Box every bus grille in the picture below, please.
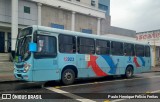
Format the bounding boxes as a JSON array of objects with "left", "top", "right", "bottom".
[
  {"left": 16, "top": 64, "right": 23, "bottom": 68},
  {"left": 17, "top": 70, "right": 23, "bottom": 73}
]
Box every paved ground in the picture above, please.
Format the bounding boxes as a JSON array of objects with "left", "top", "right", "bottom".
[
  {"left": 152, "top": 66, "right": 160, "bottom": 72},
  {"left": 0, "top": 72, "right": 160, "bottom": 102},
  {"left": 0, "top": 62, "right": 15, "bottom": 82}
]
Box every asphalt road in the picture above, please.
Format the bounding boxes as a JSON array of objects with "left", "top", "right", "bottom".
[{"left": 0, "top": 72, "right": 160, "bottom": 102}]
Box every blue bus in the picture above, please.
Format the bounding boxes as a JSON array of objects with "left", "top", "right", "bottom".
[{"left": 14, "top": 25, "right": 151, "bottom": 85}]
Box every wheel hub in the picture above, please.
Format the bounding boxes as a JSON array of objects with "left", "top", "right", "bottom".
[
  {"left": 127, "top": 69, "right": 132, "bottom": 76},
  {"left": 64, "top": 72, "right": 72, "bottom": 81}
]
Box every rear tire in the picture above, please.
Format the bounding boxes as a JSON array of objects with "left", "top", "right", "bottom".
[
  {"left": 125, "top": 66, "right": 133, "bottom": 78},
  {"left": 61, "top": 69, "right": 75, "bottom": 85}
]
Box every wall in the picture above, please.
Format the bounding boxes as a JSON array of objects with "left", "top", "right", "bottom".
[
  {"left": 75, "top": 13, "right": 97, "bottom": 34},
  {"left": 0, "top": 0, "right": 38, "bottom": 26},
  {"left": 0, "top": 0, "right": 11, "bottom": 23},
  {"left": 100, "top": 16, "right": 111, "bottom": 34},
  {"left": 18, "top": 0, "right": 38, "bottom": 25},
  {"left": 41, "top": 5, "right": 72, "bottom": 30},
  {"left": 108, "top": 26, "right": 136, "bottom": 37},
  {"left": 72, "top": 0, "right": 98, "bottom": 8}
]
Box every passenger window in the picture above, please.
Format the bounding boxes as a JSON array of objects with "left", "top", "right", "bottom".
[
  {"left": 35, "top": 35, "right": 57, "bottom": 58},
  {"left": 111, "top": 41, "right": 123, "bottom": 56},
  {"left": 124, "top": 43, "right": 135, "bottom": 56},
  {"left": 96, "top": 40, "right": 110, "bottom": 55},
  {"left": 145, "top": 46, "right": 150, "bottom": 57},
  {"left": 77, "top": 37, "right": 95, "bottom": 54},
  {"left": 135, "top": 45, "right": 144, "bottom": 57},
  {"left": 59, "top": 34, "right": 76, "bottom": 53}
]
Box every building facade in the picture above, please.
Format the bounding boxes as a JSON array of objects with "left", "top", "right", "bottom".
[
  {"left": 0, "top": 0, "right": 136, "bottom": 53},
  {"left": 98, "top": 0, "right": 110, "bottom": 15},
  {"left": 137, "top": 30, "right": 160, "bottom": 66}
]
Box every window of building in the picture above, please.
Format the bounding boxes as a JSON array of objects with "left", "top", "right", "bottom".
[
  {"left": 145, "top": 46, "right": 150, "bottom": 57},
  {"left": 77, "top": 37, "right": 95, "bottom": 54},
  {"left": 35, "top": 35, "right": 57, "bottom": 58},
  {"left": 24, "top": 6, "right": 30, "bottom": 14},
  {"left": 96, "top": 39, "right": 110, "bottom": 55},
  {"left": 51, "top": 23, "right": 64, "bottom": 29},
  {"left": 82, "top": 29, "right": 92, "bottom": 34},
  {"left": 111, "top": 41, "right": 123, "bottom": 56},
  {"left": 91, "top": 0, "right": 96, "bottom": 6},
  {"left": 59, "top": 34, "right": 76, "bottom": 53},
  {"left": 76, "top": 0, "right": 80, "bottom": 2},
  {"left": 98, "top": 4, "right": 108, "bottom": 11},
  {"left": 135, "top": 45, "right": 144, "bottom": 57},
  {"left": 124, "top": 43, "right": 135, "bottom": 56}
]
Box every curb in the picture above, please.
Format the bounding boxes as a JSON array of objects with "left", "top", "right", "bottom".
[{"left": 142, "top": 70, "right": 160, "bottom": 73}]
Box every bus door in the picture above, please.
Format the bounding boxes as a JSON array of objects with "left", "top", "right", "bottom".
[
  {"left": 33, "top": 33, "right": 59, "bottom": 81},
  {"left": 76, "top": 54, "right": 90, "bottom": 77},
  {"left": 143, "top": 56, "right": 151, "bottom": 72},
  {"left": 77, "top": 37, "right": 96, "bottom": 77}
]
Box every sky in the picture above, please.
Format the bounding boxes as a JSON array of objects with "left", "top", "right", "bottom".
[{"left": 110, "top": 0, "right": 160, "bottom": 32}]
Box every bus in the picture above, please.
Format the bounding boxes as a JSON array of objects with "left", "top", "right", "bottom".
[{"left": 14, "top": 25, "right": 151, "bottom": 85}]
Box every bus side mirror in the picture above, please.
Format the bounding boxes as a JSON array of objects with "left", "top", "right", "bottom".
[{"left": 29, "top": 42, "right": 37, "bottom": 52}]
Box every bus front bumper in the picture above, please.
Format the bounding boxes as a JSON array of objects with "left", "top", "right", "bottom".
[{"left": 14, "top": 70, "right": 32, "bottom": 81}]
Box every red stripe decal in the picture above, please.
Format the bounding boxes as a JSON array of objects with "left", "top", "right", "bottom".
[
  {"left": 134, "top": 56, "right": 140, "bottom": 68},
  {"left": 87, "top": 55, "right": 108, "bottom": 77}
]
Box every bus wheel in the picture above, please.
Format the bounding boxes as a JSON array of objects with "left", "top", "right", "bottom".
[
  {"left": 62, "top": 69, "right": 75, "bottom": 85},
  {"left": 125, "top": 66, "right": 133, "bottom": 78}
]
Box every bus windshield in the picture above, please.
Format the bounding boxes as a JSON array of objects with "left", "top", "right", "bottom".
[
  {"left": 18, "top": 27, "right": 32, "bottom": 38},
  {"left": 15, "top": 28, "right": 32, "bottom": 62},
  {"left": 15, "top": 36, "right": 31, "bottom": 62}
]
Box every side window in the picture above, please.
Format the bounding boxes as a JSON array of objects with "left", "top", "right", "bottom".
[
  {"left": 77, "top": 37, "right": 95, "bottom": 54},
  {"left": 135, "top": 45, "right": 144, "bottom": 57},
  {"left": 96, "top": 39, "right": 110, "bottom": 55},
  {"left": 145, "top": 46, "right": 150, "bottom": 57},
  {"left": 59, "top": 34, "right": 76, "bottom": 53},
  {"left": 124, "top": 43, "right": 135, "bottom": 56},
  {"left": 82, "top": 29, "right": 92, "bottom": 34},
  {"left": 35, "top": 35, "right": 57, "bottom": 58},
  {"left": 111, "top": 41, "right": 123, "bottom": 56},
  {"left": 24, "top": 6, "right": 30, "bottom": 14}
]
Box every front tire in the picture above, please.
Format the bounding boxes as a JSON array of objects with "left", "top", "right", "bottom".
[
  {"left": 61, "top": 69, "right": 75, "bottom": 85},
  {"left": 125, "top": 66, "right": 133, "bottom": 78}
]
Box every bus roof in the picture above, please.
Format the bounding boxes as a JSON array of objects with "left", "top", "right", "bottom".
[{"left": 30, "top": 25, "right": 148, "bottom": 45}]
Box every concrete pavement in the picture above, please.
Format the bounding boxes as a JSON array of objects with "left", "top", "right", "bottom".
[
  {"left": 0, "top": 62, "right": 16, "bottom": 82},
  {"left": 152, "top": 66, "right": 160, "bottom": 72}
]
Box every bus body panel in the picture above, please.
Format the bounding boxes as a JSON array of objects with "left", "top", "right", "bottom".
[
  {"left": 33, "top": 58, "right": 59, "bottom": 81},
  {"left": 58, "top": 54, "right": 77, "bottom": 70},
  {"left": 32, "top": 69, "right": 60, "bottom": 81},
  {"left": 142, "top": 57, "right": 151, "bottom": 72}
]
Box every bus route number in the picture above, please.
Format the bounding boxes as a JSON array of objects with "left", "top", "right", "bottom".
[{"left": 64, "top": 57, "right": 74, "bottom": 61}]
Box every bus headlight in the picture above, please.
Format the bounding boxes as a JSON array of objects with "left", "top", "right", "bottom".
[{"left": 24, "top": 63, "right": 31, "bottom": 72}]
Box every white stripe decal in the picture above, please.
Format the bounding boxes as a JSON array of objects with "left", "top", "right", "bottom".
[{"left": 151, "top": 90, "right": 160, "bottom": 93}]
